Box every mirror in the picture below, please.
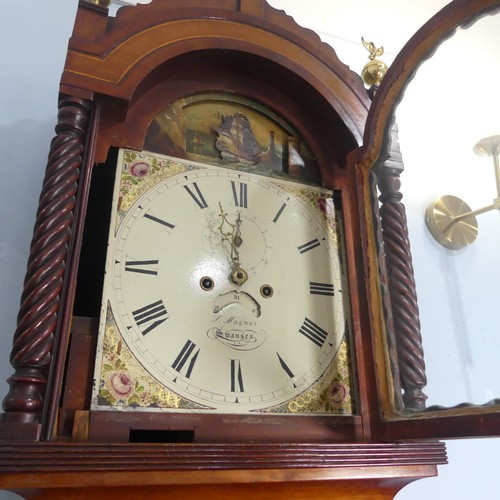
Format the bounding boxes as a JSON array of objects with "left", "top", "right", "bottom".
[{"left": 378, "top": 9, "right": 500, "bottom": 410}]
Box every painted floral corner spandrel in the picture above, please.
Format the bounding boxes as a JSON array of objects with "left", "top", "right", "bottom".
[
  {"left": 293, "top": 185, "right": 341, "bottom": 251},
  {"left": 312, "top": 334, "right": 353, "bottom": 414},
  {"left": 95, "top": 303, "right": 211, "bottom": 410},
  {"left": 262, "top": 329, "right": 354, "bottom": 415},
  {"left": 115, "top": 150, "right": 196, "bottom": 231}
]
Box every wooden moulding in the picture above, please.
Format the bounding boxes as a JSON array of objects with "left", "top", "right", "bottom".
[{"left": 0, "top": 441, "right": 446, "bottom": 499}]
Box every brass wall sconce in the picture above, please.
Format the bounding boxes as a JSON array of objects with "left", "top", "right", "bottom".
[
  {"left": 84, "top": 0, "right": 113, "bottom": 7},
  {"left": 425, "top": 135, "right": 500, "bottom": 250}
]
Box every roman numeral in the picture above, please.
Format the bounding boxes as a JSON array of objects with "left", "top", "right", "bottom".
[
  {"left": 132, "top": 299, "right": 168, "bottom": 335},
  {"left": 297, "top": 238, "right": 320, "bottom": 254},
  {"left": 299, "top": 317, "right": 328, "bottom": 348},
  {"left": 309, "top": 281, "right": 335, "bottom": 296},
  {"left": 230, "top": 359, "right": 244, "bottom": 393},
  {"left": 143, "top": 211, "right": 175, "bottom": 229},
  {"left": 171, "top": 340, "right": 200, "bottom": 379},
  {"left": 272, "top": 202, "right": 287, "bottom": 223},
  {"left": 125, "top": 259, "right": 159, "bottom": 276},
  {"left": 184, "top": 182, "right": 208, "bottom": 209},
  {"left": 231, "top": 181, "right": 248, "bottom": 208}
]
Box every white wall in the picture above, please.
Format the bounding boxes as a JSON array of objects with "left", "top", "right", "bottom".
[
  {"left": 0, "top": 3, "right": 80, "bottom": 499},
  {"left": 1, "top": 1, "right": 499, "bottom": 498}
]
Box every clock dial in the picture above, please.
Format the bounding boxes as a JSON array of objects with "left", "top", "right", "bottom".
[{"left": 93, "top": 150, "right": 350, "bottom": 413}]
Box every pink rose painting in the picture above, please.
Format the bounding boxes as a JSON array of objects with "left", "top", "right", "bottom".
[
  {"left": 105, "top": 370, "right": 135, "bottom": 400},
  {"left": 317, "top": 196, "right": 333, "bottom": 217},
  {"left": 328, "top": 382, "right": 349, "bottom": 404},
  {"left": 128, "top": 161, "right": 150, "bottom": 178}
]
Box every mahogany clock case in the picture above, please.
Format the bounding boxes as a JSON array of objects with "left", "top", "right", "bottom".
[
  {"left": 65, "top": 7, "right": 370, "bottom": 441},
  {"left": 1, "top": 0, "right": 500, "bottom": 465},
  {"left": 0, "top": 0, "right": 372, "bottom": 446},
  {"left": 6, "top": 0, "right": 499, "bottom": 498}
]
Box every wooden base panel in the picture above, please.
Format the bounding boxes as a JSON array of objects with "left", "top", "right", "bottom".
[{"left": 1, "top": 465, "right": 438, "bottom": 500}]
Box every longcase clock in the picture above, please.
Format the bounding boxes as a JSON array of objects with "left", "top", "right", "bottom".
[{"left": 1, "top": 0, "right": 499, "bottom": 498}]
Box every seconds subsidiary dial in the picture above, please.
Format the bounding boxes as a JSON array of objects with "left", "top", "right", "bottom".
[{"left": 93, "top": 151, "right": 348, "bottom": 413}]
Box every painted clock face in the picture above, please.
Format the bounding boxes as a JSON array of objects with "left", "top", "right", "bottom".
[{"left": 92, "top": 150, "right": 349, "bottom": 413}]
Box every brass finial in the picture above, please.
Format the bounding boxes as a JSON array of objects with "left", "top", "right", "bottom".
[{"left": 361, "top": 37, "right": 388, "bottom": 87}]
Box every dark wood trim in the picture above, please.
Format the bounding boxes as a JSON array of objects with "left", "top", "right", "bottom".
[
  {"left": 373, "top": 407, "right": 500, "bottom": 440},
  {"left": 376, "top": 164, "right": 427, "bottom": 411},
  {"left": 0, "top": 441, "right": 446, "bottom": 471},
  {"left": 41, "top": 101, "right": 100, "bottom": 441}
]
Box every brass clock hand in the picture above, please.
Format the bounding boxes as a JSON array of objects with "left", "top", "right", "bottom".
[
  {"left": 217, "top": 203, "right": 248, "bottom": 285},
  {"left": 233, "top": 212, "right": 243, "bottom": 248}
]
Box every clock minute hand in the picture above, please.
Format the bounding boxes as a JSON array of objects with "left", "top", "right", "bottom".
[{"left": 217, "top": 203, "right": 239, "bottom": 261}]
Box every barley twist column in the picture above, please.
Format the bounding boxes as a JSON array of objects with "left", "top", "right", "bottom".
[
  {"left": 378, "top": 167, "right": 427, "bottom": 410},
  {"left": 2, "top": 97, "right": 91, "bottom": 424}
]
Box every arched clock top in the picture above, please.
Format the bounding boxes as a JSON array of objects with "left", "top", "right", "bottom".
[{"left": 63, "top": 0, "right": 370, "bottom": 155}]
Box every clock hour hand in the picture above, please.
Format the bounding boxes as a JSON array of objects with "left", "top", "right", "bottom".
[
  {"left": 217, "top": 203, "right": 248, "bottom": 285},
  {"left": 233, "top": 212, "right": 243, "bottom": 248}
]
